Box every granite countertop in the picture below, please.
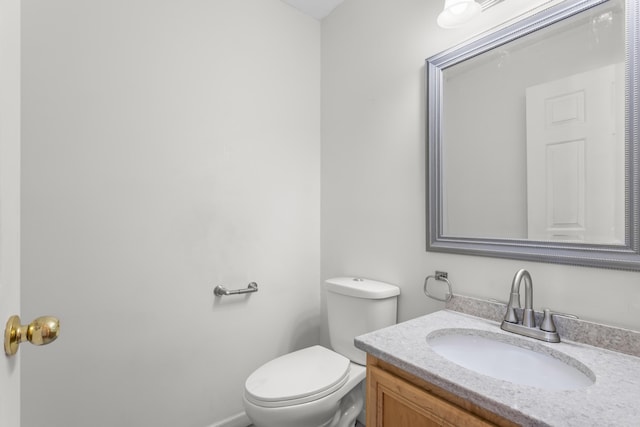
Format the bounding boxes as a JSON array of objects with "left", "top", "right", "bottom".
[{"left": 355, "top": 309, "right": 640, "bottom": 426}]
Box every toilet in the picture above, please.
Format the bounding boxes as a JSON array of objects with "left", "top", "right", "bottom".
[{"left": 242, "top": 277, "right": 400, "bottom": 427}]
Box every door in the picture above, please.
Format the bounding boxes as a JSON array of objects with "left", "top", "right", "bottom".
[
  {"left": 0, "top": 0, "right": 21, "bottom": 425},
  {"left": 525, "top": 64, "right": 625, "bottom": 243}
]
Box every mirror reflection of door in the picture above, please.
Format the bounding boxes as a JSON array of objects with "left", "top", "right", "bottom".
[{"left": 525, "top": 63, "right": 625, "bottom": 243}]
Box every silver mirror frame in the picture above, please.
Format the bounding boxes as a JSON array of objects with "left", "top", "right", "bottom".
[{"left": 426, "top": 0, "right": 640, "bottom": 270}]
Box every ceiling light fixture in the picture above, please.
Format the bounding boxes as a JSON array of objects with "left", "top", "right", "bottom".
[
  {"left": 437, "top": 0, "right": 505, "bottom": 29},
  {"left": 437, "top": 0, "right": 481, "bottom": 28}
]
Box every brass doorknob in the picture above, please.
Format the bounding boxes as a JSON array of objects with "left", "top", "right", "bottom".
[{"left": 4, "top": 315, "right": 60, "bottom": 356}]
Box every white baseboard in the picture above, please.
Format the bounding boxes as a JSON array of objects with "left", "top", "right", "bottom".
[{"left": 207, "top": 411, "right": 251, "bottom": 427}]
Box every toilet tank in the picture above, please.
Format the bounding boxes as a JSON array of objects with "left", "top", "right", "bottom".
[{"left": 325, "top": 277, "right": 400, "bottom": 365}]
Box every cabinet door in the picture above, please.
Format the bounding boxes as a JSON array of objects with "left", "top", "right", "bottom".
[{"left": 367, "top": 365, "right": 495, "bottom": 427}]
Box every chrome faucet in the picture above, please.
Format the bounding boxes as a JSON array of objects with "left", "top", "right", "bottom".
[
  {"left": 500, "top": 269, "right": 564, "bottom": 343},
  {"left": 503, "top": 269, "right": 535, "bottom": 327}
]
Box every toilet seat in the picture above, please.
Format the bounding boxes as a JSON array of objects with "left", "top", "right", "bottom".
[{"left": 244, "top": 345, "right": 350, "bottom": 408}]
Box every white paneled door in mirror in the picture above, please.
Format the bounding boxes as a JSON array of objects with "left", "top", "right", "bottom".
[{"left": 526, "top": 64, "right": 625, "bottom": 244}]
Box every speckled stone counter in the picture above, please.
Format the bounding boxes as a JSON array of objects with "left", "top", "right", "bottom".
[{"left": 355, "top": 310, "right": 640, "bottom": 426}]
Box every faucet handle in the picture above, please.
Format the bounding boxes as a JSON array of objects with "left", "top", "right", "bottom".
[
  {"left": 540, "top": 309, "right": 578, "bottom": 332},
  {"left": 502, "top": 291, "right": 521, "bottom": 323}
]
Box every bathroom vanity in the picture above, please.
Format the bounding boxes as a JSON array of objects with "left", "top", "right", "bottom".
[
  {"left": 355, "top": 298, "right": 640, "bottom": 426},
  {"left": 366, "top": 355, "right": 515, "bottom": 426}
]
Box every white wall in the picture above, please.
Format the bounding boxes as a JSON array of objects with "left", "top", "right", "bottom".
[
  {"left": 0, "top": 0, "right": 21, "bottom": 425},
  {"left": 321, "top": 0, "right": 640, "bottom": 334},
  {"left": 21, "top": 1, "right": 320, "bottom": 426}
]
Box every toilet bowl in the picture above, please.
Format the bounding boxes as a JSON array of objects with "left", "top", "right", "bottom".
[
  {"left": 242, "top": 277, "right": 400, "bottom": 427},
  {"left": 243, "top": 346, "right": 366, "bottom": 427}
]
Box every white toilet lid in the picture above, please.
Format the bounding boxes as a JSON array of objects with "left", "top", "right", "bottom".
[{"left": 244, "top": 345, "right": 350, "bottom": 408}]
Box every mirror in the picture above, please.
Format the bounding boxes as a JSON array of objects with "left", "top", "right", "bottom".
[{"left": 426, "top": 0, "right": 640, "bottom": 270}]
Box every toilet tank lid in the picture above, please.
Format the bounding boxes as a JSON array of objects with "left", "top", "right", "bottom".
[{"left": 325, "top": 277, "right": 400, "bottom": 299}]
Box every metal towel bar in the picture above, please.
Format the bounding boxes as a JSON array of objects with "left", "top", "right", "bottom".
[{"left": 214, "top": 282, "right": 258, "bottom": 297}]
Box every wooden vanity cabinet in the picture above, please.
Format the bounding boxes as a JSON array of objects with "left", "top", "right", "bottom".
[{"left": 366, "top": 355, "right": 518, "bottom": 427}]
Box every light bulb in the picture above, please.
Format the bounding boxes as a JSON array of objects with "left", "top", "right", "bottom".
[{"left": 437, "top": 0, "right": 481, "bottom": 28}]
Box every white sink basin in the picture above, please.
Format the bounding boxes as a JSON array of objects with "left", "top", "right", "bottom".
[{"left": 427, "top": 329, "right": 594, "bottom": 390}]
